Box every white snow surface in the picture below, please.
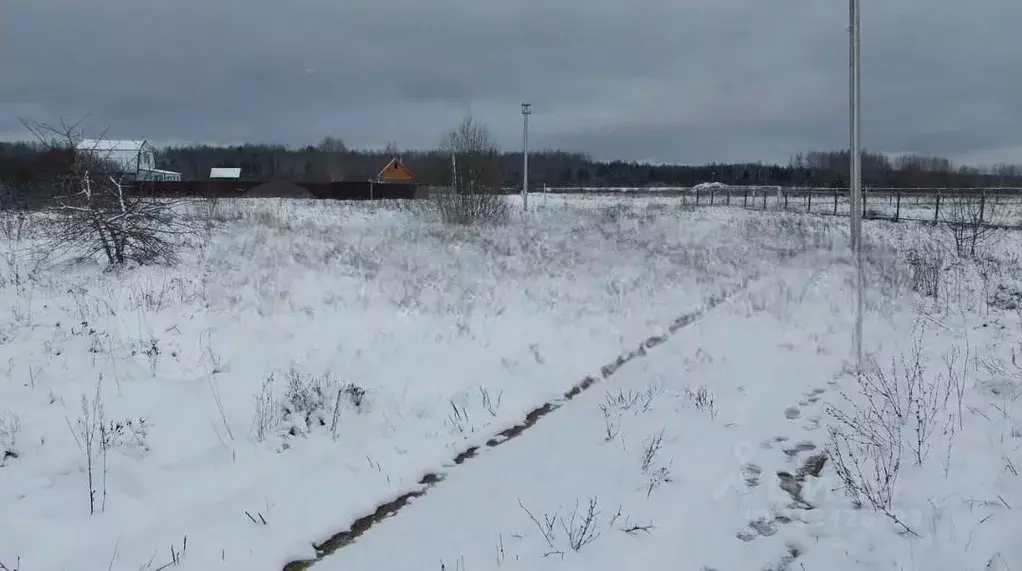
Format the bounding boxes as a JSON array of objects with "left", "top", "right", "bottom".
[{"left": 1, "top": 196, "right": 1020, "bottom": 571}]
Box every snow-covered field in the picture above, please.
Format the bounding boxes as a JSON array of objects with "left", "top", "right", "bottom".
[{"left": 1, "top": 196, "right": 1020, "bottom": 571}]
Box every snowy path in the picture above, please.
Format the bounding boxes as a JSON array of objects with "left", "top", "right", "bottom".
[
  {"left": 306, "top": 261, "right": 854, "bottom": 571},
  {"left": 281, "top": 275, "right": 753, "bottom": 570}
]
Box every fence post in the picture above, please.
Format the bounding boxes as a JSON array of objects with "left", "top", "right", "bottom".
[
  {"left": 696, "top": 188, "right": 701, "bottom": 205},
  {"left": 934, "top": 189, "right": 941, "bottom": 223},
  {"left": 726, "top": 188, "right": 731, "bottom": 206},
  {"left": 744, "top": 187, "right": 749, "bottom": 207},
  {"left": 710, "top": 189, "right": 715, "bottom": 206},
  {"left": 834, "top": 188, "right": 839, "bottom": 215},
  {"left": 763, "top": 189, "right": 767, "bottom": 209},
  {"left": 862, "top": 186, "right": 867, "bottom": 219},
  {"left": 784, "top": 189, "right": 789, "bottom": 210},
  {"left": 980, "top": 188, "right": 986, "bottom": 225},
  {"left": 807, "top": 190, "right": 812, "bottom": 213},
  {"left": 682, "top": 191, "right": 687, "bottom": 205},
  {"left": 895, "top": 188, "right": 901, "bottom": 221}
]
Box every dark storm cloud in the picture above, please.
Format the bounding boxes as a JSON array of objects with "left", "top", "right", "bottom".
[{"left": 3, "top": 0, "right": 1020, "bottom": 164}]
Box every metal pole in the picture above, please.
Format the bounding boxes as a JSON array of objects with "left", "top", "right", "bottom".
[
  {"left": 849, "top": 0, "right": 859, "bottom": 251},
  {"left": 522, "top": 102, "right": 531, "bottom": 212},
  {"left": 850, "top": 0, "right": 864, "bottom": 371}
]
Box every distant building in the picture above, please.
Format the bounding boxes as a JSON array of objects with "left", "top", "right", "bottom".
[
  {"left": 209, "top": 167, "right": 242, "bottom": 179},
  {"left": 77, "top": 139, "right": 181, "bottom": 182},
  {"left": 376, "top": 158, "right": 414, "bottom": 183}
]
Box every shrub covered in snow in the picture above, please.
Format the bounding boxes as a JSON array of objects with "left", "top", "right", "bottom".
[
  {"left": 252, "top": 370, "right": 367, "bottom": 442},
  {"left": 0, "top": 411, "right": 20, "bottom": 466}
]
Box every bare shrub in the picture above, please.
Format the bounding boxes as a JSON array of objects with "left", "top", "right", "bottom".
[
  {"left": 0, "top": 411, "right": 20, "bottom": 466},
  {"left": 424, "top": 117, "right": 509, "bottom": 225},
  {"left": 52, "top": 177, "right": 190, "bottom": 266},
  {"left": 67, "top": 379, "right": 109, "bottom": 515},
  {"left": 446, "top": 400, "right": 468, "bottom": 434},
  {"left": 640, "top": 430, "right": 664, "bottom": 472},
  {"left": 941, "top": 194, "right": 1001, "bottom": 258},
  {"left": 251, "top": 375, "right": 278, "bottom": 443},
  {"left": 826, "top": 333, "right": 964, "bottom": 532},
  {"left": 0, "top": 210, "right": 32, "bottom": 241},
  {"left": 598, "top": 404, "right": 619, "bottom": 441},
  {"left": 192, "top": 196, "right": 244, "bottom": 224},
  {"left": 739, "top": 213, "right": 833, "bottom": 256},
  {"left": 597, "top": 204, "right": 632, "bottom": 226},
  {"left": 988, "top": 283, "right": 1022, "bottom": 312},
  {"left": 138, "top": 336, "right": 162, "bottom": 375},
  {"left": 479, "top": 385, "right": 502, "bottom": 417},
  {"left": 102, "top": 417, "right": 150, "bottom": 454},
  {"left": 905, "top": 246, "right": 943, "bottom": 298},
  {"left": 684, "top": 385, "right": 717, "bottom": 418},
  {"left": 137, "top": 535, "right": 187, "bottom": 570},
  {"left": 864, "top": 207, "right": 888, "bottom": 220},
  {"left": 23, "top": 119, "right": 195, "bottom": 266},
  {"left": 979, "top": 330, "right": 1022, "bottom": 404},
  {"left": 252, "top": 370, "right": 366, "bottom": 442},
  {"left": 560, "top": 498, "right": 602, "bottom": 551},
  {"left": 518, "top": 497, "right": 602, "bottom": 556},
  {"left": 640, "top": 429, "right": 673, "bottom": 496},
  {"left": 126, "top": 279, "right": 172, "bottom": 313},
  {"left": 282, "top": 370, "right": 336, "bottom": 433},
  {"left": 604, "top": 388, "right": 646, "bottom": 412}
]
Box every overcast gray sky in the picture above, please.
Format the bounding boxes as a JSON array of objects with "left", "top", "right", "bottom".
[{"left": 2, "top": 0, "right": 1019, "bottom": 165}]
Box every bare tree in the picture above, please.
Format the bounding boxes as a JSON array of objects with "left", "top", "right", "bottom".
[
  {"left": 309, "top": 136, "right": 347, "bottom": 181},
  {"left": 22, "top": 118, "right": 194, "bottom": 266},
  {"left": 316, "top": 136, "right": 347, "bottom": 153},
  {"left": 427, "top": 117, "right": 509, "bottom": 225},
  {"left": 941, "top": 193, "right": 1000, "bottom": 257}
]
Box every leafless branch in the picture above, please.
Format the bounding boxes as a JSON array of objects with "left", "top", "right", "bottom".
[
  {"left": 20, "top": 118, "right": 197, "bottom": 267},
  {"left": 424, "top": 117, "right": 509, "bottom": 225}
]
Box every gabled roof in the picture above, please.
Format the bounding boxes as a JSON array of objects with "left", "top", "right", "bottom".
[
  {"left": 210, "top": 167, "right": 242, "bottom": 179},
  {"left": 76, "top": 139, "right": 151, "bottom": 172},
  {"left": 78, "top": 139, "right": 147, "bottom": 152},
  {"left": 377, "top": 158, "right": 413, "bottom": 181}
]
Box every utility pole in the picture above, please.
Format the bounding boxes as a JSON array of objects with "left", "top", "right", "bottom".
[
  {"left": 849, "top": 0, "right": 864, "bottom": 371},
  {"left": 522, "top": 102, "right": 531, "bottom": 212}
]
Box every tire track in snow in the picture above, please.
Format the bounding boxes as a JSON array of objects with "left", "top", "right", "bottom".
[{"left": 283, "top": 277, "right": 756, "bottom": 571}]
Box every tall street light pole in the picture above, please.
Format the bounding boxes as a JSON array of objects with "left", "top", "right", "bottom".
[
  {"left": 849, "top": 0, "right": 864, "bottom": 371},
  {"left": 522, "top": 102, "right": 531, "bottom": 212}
]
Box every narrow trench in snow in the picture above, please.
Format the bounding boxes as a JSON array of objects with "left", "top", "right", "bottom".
[{"left": 282, "top": 281, "right": 749, "bottom": 571}]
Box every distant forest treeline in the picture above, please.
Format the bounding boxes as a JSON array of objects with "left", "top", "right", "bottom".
[
  {"left": 2, "top": 137, "right": 1022, "bottom": 192},
  {"left": 153, "top": 143, "right": 1022, "bottom": 188}
]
